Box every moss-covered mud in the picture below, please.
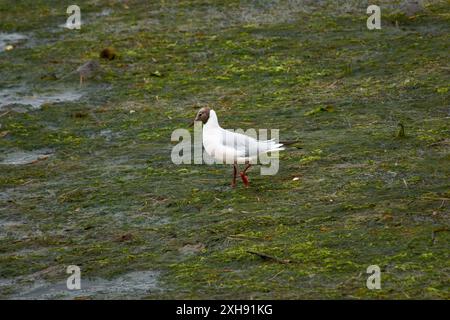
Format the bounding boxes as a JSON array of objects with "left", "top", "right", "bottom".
[{"left": 0, "top": 0, "right": 449, "bottom": 299}]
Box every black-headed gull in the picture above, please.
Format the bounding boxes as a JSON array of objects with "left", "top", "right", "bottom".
[{"left": 193, "top": 107, "right": 284, "bottom": 187}]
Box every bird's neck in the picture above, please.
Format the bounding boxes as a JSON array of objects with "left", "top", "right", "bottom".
[{"left": 205, "top": 111, "right": 220, "bottom": 129}]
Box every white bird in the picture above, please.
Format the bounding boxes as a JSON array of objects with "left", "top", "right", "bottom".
[{"left": 193, "top": 107, "right": 284, "bottom": 187}]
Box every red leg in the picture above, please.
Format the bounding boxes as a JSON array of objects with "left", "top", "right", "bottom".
[
  {"left": 231, "top": 164, "right": 237, "bottom": 188},
  {"left": 240, "top": 164, "right": 252, "bottom": 187}
]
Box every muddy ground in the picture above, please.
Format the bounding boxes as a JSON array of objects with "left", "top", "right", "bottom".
[{"left": 0, "top": 0, "right": 449, "bottom": 299}]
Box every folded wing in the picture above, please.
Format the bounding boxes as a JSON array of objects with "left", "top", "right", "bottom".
[{"left": 220, "top": 128, "right": 284, "bottom": 158}]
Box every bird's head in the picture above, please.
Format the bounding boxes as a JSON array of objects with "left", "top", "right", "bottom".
[{"left": 193, "top": 107, "right": 211, "bottom": 125}]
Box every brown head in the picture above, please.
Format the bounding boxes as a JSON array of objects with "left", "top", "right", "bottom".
[{"left": 194, "top": 107, "right": 211, "bottom": 124}]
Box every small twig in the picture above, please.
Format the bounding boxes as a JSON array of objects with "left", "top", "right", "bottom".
[
  {"left": 58, "top": 187, "right": 80, "bottom": 202},
  {"left": 228, "top": 235, "right": 265, "bottom": 241},
  {"left": 247, "top": 250, "right": 291, "bottom": 264},
  {"left": 402, "top": 178, "right": 408, "bottom": 189},
  {"left": 268, "top": 270, "right": 285, "bottom": 281},
  {"left": 428, "top": 139, "right": 450, "bottom": 147},
  {"left": 423, "top": 197, "right": 450, "bottom": 201},
  {"left": 326, "top": 80, "right": 338, "bottom": 88},
  {"left": 401, "top": 290, "right": 411, "bottom": 299},
  {"left": 0, "top": 111, "right": 10, "bottom": 118},
  {"left": 21, "top": 179, "right": 34, "bottom": 186}
]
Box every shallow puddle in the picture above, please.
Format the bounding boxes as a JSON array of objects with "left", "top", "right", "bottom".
[
  {"left": 0, "top": 33, "right": 28, "bottom": 52},
  {"left": 5, "top": 270, "right": 160, "bottom": 300},
  {"left": 0, "top": 87, "right": 83, "bottom": 109},
  {"left": 0, "top": 148, "right": 54, "bottom": 165}
]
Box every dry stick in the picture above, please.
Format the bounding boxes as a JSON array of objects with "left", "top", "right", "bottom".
[
  {"left": 268, "top": 270, "right": 285, "bottom": 281},
  {"left": 423, "top": 197, "right": 450, "bottom": 201},
  {"left": 58, "top": 187, "right": 80, "bottom": 202},
  {"left": 0, "top": 111, "right": 10, "bottom": 118},
  {"left": 402, "top": 178, "right": 409, "bottom": 189},
  {"left": 21, "top": 179, "right": 34, "bottom": 186},
  {"left": 326, "top": 80, "right": 338, "bottom": 88},
  {"left": 228, "top": 235, "right": 265, "bottom": 241},
  {"left": 428, "top": 139, "right": 450, "bottom": 147},
  {"left": 246, "top": 250, "right": 291, "bottom": 264}
]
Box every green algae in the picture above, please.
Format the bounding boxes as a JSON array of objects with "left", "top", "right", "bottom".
[{"left": 0, "top": 0, "right": 449, "bottom": 299}]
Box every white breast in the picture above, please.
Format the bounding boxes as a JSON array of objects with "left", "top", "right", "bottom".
[{"left": 201, "top": 110, "right": 284, "bottom": 164}]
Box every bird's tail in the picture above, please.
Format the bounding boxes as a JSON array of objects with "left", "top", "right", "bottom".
[{"left": 259, "top": 139, "right": 284, "bottom": 154}]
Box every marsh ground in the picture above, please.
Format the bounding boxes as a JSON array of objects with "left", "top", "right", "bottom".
[{"left": 0, "top": 0, "right": 449, "bottom": 299}]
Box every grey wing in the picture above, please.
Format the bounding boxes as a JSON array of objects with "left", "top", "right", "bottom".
[
  {"left": 220, "top": 129, "right": 266, "bottom": 157},
  {"left": 221, "top": 129, "right": 284, "bottom": 157}
]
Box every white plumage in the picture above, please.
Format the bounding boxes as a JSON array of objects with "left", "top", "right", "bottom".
[{"left": 202, "top": 110, "right": 284, "bottom": 164}]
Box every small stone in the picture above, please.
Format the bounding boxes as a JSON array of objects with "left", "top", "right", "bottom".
[
  {"left": 37, "top": 154, "right": 50, "bottom": 161},
  {"left": 179, "top": 243, "right": 205, "bottom": 255},
  {"left": 118, "top": 233, "right": 133, "bottom": 242},
  {"left": 100, "top": 47, "right": 116, "bottom": 60}
]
